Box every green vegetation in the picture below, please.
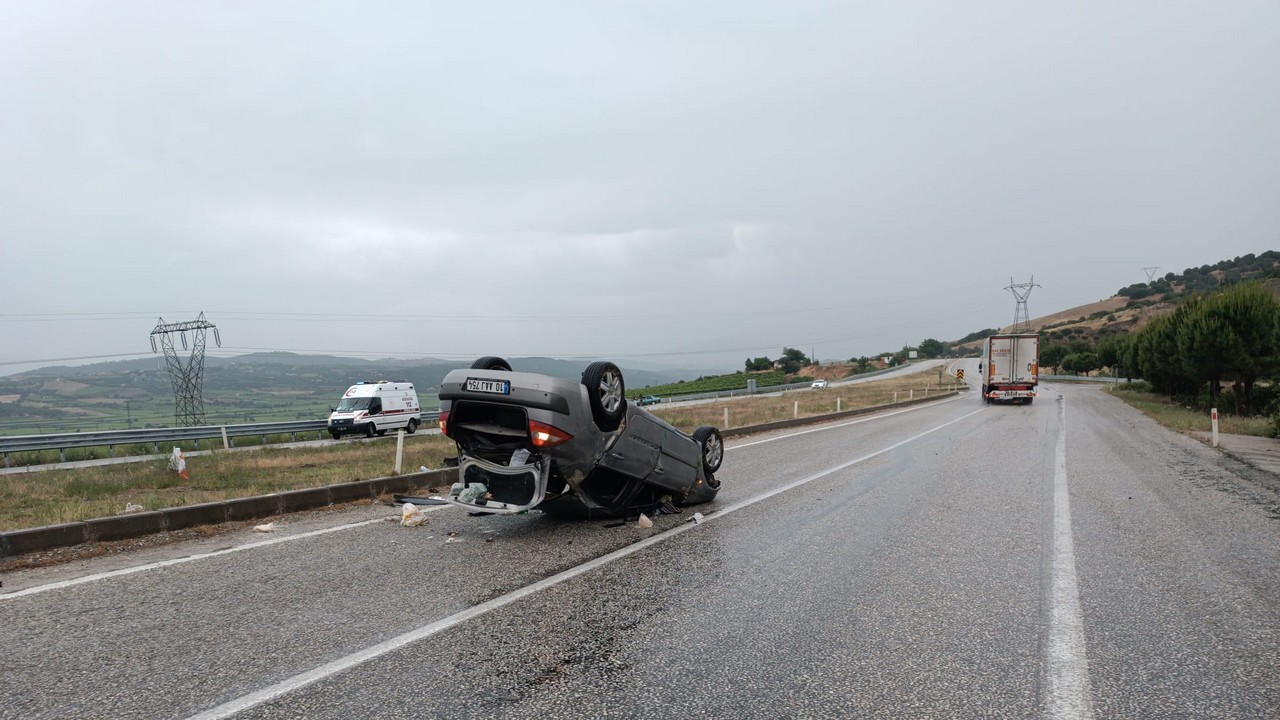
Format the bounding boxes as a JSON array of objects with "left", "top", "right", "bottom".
[
  {"left": 633, "top": 370, "right": 788, "bottom": 399},
  {"left": 1107, "top": 382, "right": 1273, "bottom": 438}
]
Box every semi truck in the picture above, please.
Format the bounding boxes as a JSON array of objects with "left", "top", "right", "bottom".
[{"left": 979, "top": 333, "right": 1039, "bottom": 404}]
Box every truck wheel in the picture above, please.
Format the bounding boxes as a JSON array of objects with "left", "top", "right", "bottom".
[
  {"left": 364, "top": 423, "right": 377, "bottom": 438},
  {"left": 692, "top": 426, "right": 724, "bottom": 473},
  {"left": 406, "top": 418, "right": 419, "bottom": 434},
  {"left": 582, "top": 361, "right": 626, "bottom": 432},
  {"left": 330, "top": 431, "right": 342, "bottom": 440},
  {"left": 471, "top": 356, "right": 513, "bottom": 371}
]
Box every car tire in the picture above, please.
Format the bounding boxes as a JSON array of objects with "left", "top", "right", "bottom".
[
  {"left": 406, "top": 418, "right": 419, "bottom": 434},
  {"left": 692, "top": 426, "right": 724, "bottom": 473},
  {"left": 330, "top": 431, "right": 342, "bottom": 440},
  {"left": 471, "top": 356, "right": 513, "bottom": 371},
  {"left": 364, "top": 423, "right": 376, "bottom": 438},
  {"left": 582, "top": 361, "right": 626, "bottom": 432}
]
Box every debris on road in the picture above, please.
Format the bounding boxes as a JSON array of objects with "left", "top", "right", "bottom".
[
  {"left": 124, "top": 503, "right": 144, "bottom": 514},
  {"left": 692, "top": 512, "right": 704, "bottom": 524},
  {"left": 637, "top": 513, "right": 653, "bottom": 529},
  {"left": 253, "top": 522, "right": 275, "bottom": 533},
  {"left": 401, "top": 503, "right": 429, "bottom": 527}
]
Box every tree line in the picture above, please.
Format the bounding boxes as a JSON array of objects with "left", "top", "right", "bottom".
[{"left": 1045, "top": 282, "right": 1280, "bottom": 417}]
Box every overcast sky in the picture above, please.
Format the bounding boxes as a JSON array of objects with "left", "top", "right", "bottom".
[{"left": 2, "top": 1, "right": 1278, "bottom": 377}]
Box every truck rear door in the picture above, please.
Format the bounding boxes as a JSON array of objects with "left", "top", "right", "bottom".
[{"left": 1011, "top": 336, "right": 1039, "bottom": 384}]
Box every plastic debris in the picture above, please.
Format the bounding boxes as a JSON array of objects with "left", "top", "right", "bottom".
[
  {"left": 445, "top": 531, "right": 461, "bottom": 544},
  {"left": 419, "top": 465, "right": 429, "bottom": 472},
  {"left": 401, "top": 502, "right": 429, "bottom": 527},
  {"left": 458, "top": 483, "right": 488, "bottom": 504},
  {"left": 449, "top": 482, "right": 464, "bottom": 498},
  {"left": 124, "top": 502, "right": 144, "bottom": 514},
  {"left": 637, "top": 513, "right": 653, "bottom": 529},
  {"left": 254, "top": 522, "right": 275, "bottom": 533},
  {"left": 510, "top": 448, "right": 530, "bottom": 466},
  {"left": 692, "top": 512, "right": 704, "bottom": 524},
  {"left": 168, "top": 447, "right": 189, "bottom": 480}
]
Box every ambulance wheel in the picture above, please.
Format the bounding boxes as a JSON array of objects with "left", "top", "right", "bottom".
[
  {"left": 330, "top": 431, "right": 342, "bottom": 440},
  {"left": 364, "top": 423, "right": 377, "bottom": 438},
  {"left": 406, "top": 418, "right": 419, "bottom": 434},
  {"left": 582, "top": 361, "right": 626, "bottom": 432},
  {"left": 471, "top": 356, "right": 513, "bottom": 371}
]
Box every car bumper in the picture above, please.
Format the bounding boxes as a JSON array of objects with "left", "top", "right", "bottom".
[{"left": 443, "top": 456, "right": 550, "bottom": 514}]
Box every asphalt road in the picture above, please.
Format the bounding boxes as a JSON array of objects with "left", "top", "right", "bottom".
[{"left": 2, "top": 382, "right": 1277, "bottom": 719}]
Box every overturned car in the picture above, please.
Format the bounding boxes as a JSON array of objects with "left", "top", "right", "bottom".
[{"left": 437, "top": 357, "right": 724, "bottom": 519}]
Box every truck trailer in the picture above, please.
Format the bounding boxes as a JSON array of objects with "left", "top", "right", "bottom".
[{"left": 980, "top": 333, "right": 1039, "bottom": 404}]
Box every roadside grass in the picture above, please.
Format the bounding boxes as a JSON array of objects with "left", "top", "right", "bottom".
[
  {"left": 0, "top": 367, "right": 960, "bottom": 532},
  {"left": 1105, "top": 382, "right": 1273, "bottom": 437},
  {"left": 0, "top": 435, "right": 458, "bottom": 531}
]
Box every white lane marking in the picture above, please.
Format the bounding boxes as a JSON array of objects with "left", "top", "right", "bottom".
[
  {"left": 1046, "top": 398, "right": 1095, "bottom": 719},
  {"left": 3, "top": 396, "right": 964, "bottom": 600},
  {"left": 184, "top": 406, "right": 988, "bottom": 720},
  {"left": 1, "top": 509, "right": 441, "bottom": 601}
]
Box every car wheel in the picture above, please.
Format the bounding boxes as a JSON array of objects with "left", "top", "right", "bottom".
[
  {"left": 692, "top": 426, "right": 724, "bottom": 473},
  {"left": 330, "top": 431, "right": 342, "bottom": 440},
  {"left": 471, "top": 356, "right": 513, "bottom": 371},
  {"left": 582, "top": 361, "right": 626, "bottom": 431},
  {"left": 364, "top": 423, "right": 376, "bottom": 438},
  {"left": 406, "top": 418, "right": 419, "bottom": 434}
]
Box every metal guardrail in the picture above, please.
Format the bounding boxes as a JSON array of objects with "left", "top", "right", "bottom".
[{"left": 0, "top": 412, "right": 443, "bottom": 467}]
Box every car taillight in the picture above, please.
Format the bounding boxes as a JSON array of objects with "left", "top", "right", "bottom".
[
  {"left": 528, "top": 420, "right": 572, "bottom": 448},
  {"left": 438, "top": 411, "right": 450, "bottom": 436}
]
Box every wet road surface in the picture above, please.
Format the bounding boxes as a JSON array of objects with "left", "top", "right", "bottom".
[{"left": 2, "top": 383, "right": 1277, "bottom": 719}]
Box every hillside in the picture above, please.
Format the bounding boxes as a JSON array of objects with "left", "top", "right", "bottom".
[
  {"left": 958, "top": 251, "right": 1280, "bottom": 352},
  {"left": 0, "top": 354, "right": 712, "bottom": 435}
]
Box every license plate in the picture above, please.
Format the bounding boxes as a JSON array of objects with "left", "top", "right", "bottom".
[{"left": 466, "top": 378, "right": 511, "bottom": 395}]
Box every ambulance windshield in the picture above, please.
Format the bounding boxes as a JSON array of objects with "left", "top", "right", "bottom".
[{"left": 335, "top": 397, "right": 371, "bottom": 412}]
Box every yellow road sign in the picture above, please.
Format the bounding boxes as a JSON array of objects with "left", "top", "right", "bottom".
[{"left": 956, "top": 369, "right": 965, "bottom": 380}]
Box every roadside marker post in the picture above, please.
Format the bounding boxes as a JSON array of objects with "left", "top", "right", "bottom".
[
  {"left": 1211, "top": 408, "right": 1219, "bottom": 448},
  {"left": 395, "top": 430, "right": 405, "bottom": 474}
]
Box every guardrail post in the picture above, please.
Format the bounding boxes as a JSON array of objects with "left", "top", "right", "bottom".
[{"left": 221, "top": 427, "right": 231, "bottom": 450}]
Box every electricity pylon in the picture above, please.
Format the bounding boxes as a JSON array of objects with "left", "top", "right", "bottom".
[
  {"left": 150, "top": 312, "right": 221, "bottom": 426},
  {"left": 1005, "top": 276, "right": 1042, "bottom": 333},
  {"left": 1142, "top": 266, "right": 1161, "bottom": 283}
]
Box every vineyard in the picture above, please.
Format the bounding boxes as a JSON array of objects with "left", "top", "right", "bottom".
[{"left": 629, "top": 370, "right": 789, "bottom": 399}]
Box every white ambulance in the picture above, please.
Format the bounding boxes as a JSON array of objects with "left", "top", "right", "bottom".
[{"left": 327, "top": 381, "right": 421, "bottom": 439}]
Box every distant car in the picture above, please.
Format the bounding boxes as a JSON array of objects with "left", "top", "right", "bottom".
[
  {"left": 636, "top": 395, "right": 661, "bottom": 406},
  {"left": 811, "top": 379, "right": 829, "bottom": 389},
  {"left": 437, "top": 357, "right": 724, "bottom": 519}
]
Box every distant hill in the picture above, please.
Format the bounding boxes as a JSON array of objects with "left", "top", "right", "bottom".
[
  {"left": 0, "top": 353, "right": 719, "bottom": 435},
  {"left": 955, "top": 250, "right": 1280, "bottom": 352}
]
